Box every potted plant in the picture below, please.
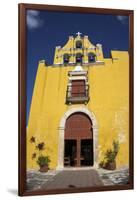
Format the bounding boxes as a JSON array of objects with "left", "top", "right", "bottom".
[
  {"left": 29, "top": 136, "right": 51, "bottom": 172},
  {"left": 37, "top": 155, "right": 50, "bottom": 172},
  {"left": 104, "top": 149, "right": 116, "bottom": 170},
  {"left": 99, "top": 140, "right": 119, "bottom": 170}
]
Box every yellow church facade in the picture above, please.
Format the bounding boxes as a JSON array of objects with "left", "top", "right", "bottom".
[{"left": 27, "top": 33, "right": 129, "bottom": 170}]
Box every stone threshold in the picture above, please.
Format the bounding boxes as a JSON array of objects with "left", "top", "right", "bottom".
[{"left": 58, "top": 166, "right": 96, "bottom": 171}]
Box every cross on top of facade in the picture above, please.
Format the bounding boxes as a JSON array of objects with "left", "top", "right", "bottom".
[{"left": 76, "top": 32, "right": 82, "bottom": 37}]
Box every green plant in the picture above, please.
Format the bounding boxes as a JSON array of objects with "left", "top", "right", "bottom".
[
  {"left": 113, "top": 140, "right": 119, "bottom": 155},
  {"left": 30, "top": 136, "right": 51, "bottom": 170},
  {"left": 105, "top": 140, "right": 119, "bottom": 163},
  {"left": 37, "top": 155, "right": 50, "bottom": 167},
  {"left": 99, "top": 161, "right": 104, "bottom": 168},
  {"left": 105, "top": 149, "right": 116, "bottom": 163},
  {"left": 99, "top": 139, "right": 120, "bottom": 168}
]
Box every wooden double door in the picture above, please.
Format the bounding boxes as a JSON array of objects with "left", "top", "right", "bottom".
[{"left": 64, "top": 112, "right": 93, "bottom": 167}]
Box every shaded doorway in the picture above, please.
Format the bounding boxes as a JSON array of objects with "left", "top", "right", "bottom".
[
  {"left": 64, "top": 140, "right": 76, "bottom": 167},
  {"left": 81, "top": 139, "right": 93, "bottom": 166},
  {"left": 64, "top": 112, "right": 93, "bottom": 167}
]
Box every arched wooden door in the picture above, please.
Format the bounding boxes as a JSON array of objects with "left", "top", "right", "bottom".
[{"left": 64, "top": 112, "right": 93, "bottom": 167}]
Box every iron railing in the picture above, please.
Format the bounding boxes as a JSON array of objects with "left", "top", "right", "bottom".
[{"left": 66, "top": 85, "right": 89, "bottom": 103}]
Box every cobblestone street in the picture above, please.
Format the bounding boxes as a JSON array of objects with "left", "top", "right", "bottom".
[
  {"left": 27, "top": 167, "right": 129, "bottom": 191},
  {"left": 27, "top": 170, "right": 59, "bottom": 191},
  {"left": 98, "top": 167, "right": 129, "bottom": 186}
]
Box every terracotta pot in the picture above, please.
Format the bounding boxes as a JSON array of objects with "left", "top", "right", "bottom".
[
  {"left": 39, "top": 164, "right": 49, "bottom": 172},
  {"left": 104, "top": 161, "right": 116, "bottom": 170}
]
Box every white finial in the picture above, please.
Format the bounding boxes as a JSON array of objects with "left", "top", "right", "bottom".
[{"left": 76, "top": 31, "right": 82, "bottom": 37}]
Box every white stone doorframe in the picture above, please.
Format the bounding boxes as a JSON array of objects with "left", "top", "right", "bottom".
[{"left": 57, "top": 107, "right": 98, "bottom": 170}]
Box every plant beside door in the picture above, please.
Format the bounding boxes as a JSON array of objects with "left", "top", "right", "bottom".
[
  {"left": 30, "top": 136, "right": 50, "bottom": 172},
  {"left": 99, "top": 140, "right": 120, "bottom": 170}
]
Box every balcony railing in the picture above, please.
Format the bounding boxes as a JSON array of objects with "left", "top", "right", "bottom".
[{"left": 66, "top": 85, "right": 89, "bottom": 103}]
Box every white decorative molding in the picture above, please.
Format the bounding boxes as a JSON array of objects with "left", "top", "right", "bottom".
[
  {"left": 56, "top": 46, "right": 61, "bottom": 49},
  {"left": 69, "top": 61, "right": 74, "bottom": 64},
  {"left": 57, "top": 107, "right": 98, "bottom": 169},
  {"left": 39, "top": 60, "right": 45, "bottom": 63},
  {"left": 96, "top": 43, "right": 102, "bottom": 48},
  {"left": 68, "top": 67, "right": 87, "bottom": 76},
  {"left": 54, "top": 62, "right": 62, "bottom": 65},
  {"left": 96, "top": 60, "right": 103, "bottom": 63},
  {"left": 89, "top": 47, "right": 96, "bottom": 50},
  {"left": 82, "top": 61, "right": 105, "bottom": 66},
  {"left": 69, "top": 36, "right": 73, "bottom": 39},
  {"left": 84, "top": 35, "right": 88, "bottom": 39},
  {"left": 73, "top": 65, "right": 83, "bottom": 71},
  {"left": 68, "top": 76, "right": 87, "bottom": 80}
]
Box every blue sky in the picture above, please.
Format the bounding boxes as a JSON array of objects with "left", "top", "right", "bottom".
[{"left": 26, "top": 10, "right": 129, "bottom": 122}]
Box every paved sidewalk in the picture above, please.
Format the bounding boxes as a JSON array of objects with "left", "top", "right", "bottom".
[
  {"left": 27, "top": 167, "right": 129, "bottom": 191},
  {"left": 42, "top": 169, "right": 103, "bottom": 189},
  {"left": 27, "top": 169, "right": 103, "bottom": 191}
]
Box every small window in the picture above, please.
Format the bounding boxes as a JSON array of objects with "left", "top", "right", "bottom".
[
  {"left": 66, "top": 79, "right": 89, "bottom": 103},
  {"left": 76, "top": 40, "right": 82, "bottom": 49},
  {"left": 88, "top": 52, "right": 96, "bottom": 63},
  {"left": 71, "top": 80, "right": 85, "bottom": 97},
  {"left": 76, "top": 53, "right": 83, "bottom": 64},
  {"left": 63, "top": 54, "right": 70, "bottom": 64}
]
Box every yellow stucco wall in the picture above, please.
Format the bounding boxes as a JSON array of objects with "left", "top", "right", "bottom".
[{"left": 27, "top": 36, "right": 129, "bottom": 170}]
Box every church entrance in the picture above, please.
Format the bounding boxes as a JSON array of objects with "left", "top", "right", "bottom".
[{"left": 64, "top": 112, "right": 93, "bottom": 167}]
